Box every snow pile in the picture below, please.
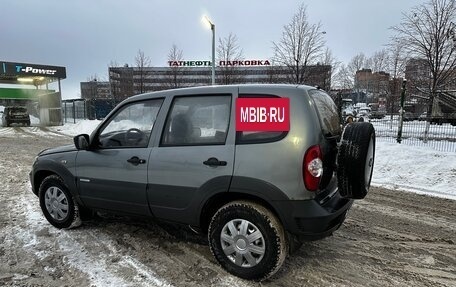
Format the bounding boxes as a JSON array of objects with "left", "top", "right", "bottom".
[
  {"left": 30, "top": 115, "right": 40, "bottom": 125},
  {"left": 52, "top": 120, "right": 456, "bottom": 200},
  {"left": 372, "top": 141, "right": 456, "bottom": 200}
]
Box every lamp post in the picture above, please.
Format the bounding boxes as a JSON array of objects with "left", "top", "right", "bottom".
[{"left": 203, "top": 16, "right": 216, "bottom": 85}]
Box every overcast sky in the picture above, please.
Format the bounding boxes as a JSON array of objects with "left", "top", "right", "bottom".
[{"left": 1, "top": 0, "right": 423, "bottom": 99}]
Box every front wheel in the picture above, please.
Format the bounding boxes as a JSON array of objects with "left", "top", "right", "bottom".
[
  {"left": 39, "top": 175, "right": 81, "bottom": 229},
  {"left": 208, "top": 201, "right": 288, "bottom": 281}
]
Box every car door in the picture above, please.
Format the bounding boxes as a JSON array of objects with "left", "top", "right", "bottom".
[
  {"left": 76, "top": 99, "right": 164, "bottom": 215},
  {"left": 147, "top": 89, "right": 236, "bottom": 225}
]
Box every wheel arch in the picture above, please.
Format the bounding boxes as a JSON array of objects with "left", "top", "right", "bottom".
[
  {"left": 33, "top": 170, "right": 57, "bottom": 195},
  {"left": 32, "top": 160, "right": 80, "bottom": 203},
  {"left": 199, "top": 191, "right": 285, "bottom": 234}
]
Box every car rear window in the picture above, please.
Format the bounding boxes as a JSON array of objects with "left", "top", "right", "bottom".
[
  {"left": 10, "top": 107, "right": 27, "bottom": 113},
  {"left": 308, "top": 90, "right": 341, "bottom": 137},
  {"left": 236, "top": 94, "right": 288, "bottom": 144}
]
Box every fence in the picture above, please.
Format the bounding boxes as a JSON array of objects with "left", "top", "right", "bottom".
[
  {"left": 62, "top": 99, "right": 118, "bottom": 123},
  {"left": 371, "top": 114, "right": 456, "bottom": 152},
  {"left": 62, "top": 100, "right": 86, "bottom": 123}
]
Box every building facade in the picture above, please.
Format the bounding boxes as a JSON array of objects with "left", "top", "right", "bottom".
[
  {"left": 80, "top": 80, "right": 111, "bottom": 100},
  {"left": 81, "top": 65, "right": 331, "bottom": 102},
  {"left": 354, "top": 69, "right": 390, "bottom": 95}
]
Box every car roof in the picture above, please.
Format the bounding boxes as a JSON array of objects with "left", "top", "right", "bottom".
[{"left": 123, "top": 84, "right": 319, "bottom": 104}]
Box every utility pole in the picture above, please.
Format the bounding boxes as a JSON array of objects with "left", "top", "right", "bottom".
[{"left": 397, "top": 79, "right": 407, "bottom": 143}]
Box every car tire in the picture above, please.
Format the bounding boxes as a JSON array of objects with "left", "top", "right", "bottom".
[
  {"left": 208, "top": 201, "right": 288, "bottom": 281},
  {"left": 337, "top": 122, "right": 376, "bottom": 199},
  {"left": 39, "top": 175, "right": 81, "bottom": 229}
]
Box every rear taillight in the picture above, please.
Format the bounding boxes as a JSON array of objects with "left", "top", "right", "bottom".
[{"left": 303, "top": 145, "right": 323, "bottom": 191}]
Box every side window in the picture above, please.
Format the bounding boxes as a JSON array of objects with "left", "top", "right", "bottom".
[
  {"left": 161, "top": 95, "right": 231, "bottom": 146},
  {"left": 98, "top": 99, "right": 163, "bottom": 148},
  {"left": 236, "top": 94, "right": 287, "bottom": 144},
  {"left": 308, "top": 90, "right": 341, "bottom": 137}
]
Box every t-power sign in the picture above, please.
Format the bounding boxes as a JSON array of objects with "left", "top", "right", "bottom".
[
  {"left": 236, "top": 98, "right": 290, "bottom": 131},
  {"left": 0, "top": 61, "right": 66, "bottom": 79}
]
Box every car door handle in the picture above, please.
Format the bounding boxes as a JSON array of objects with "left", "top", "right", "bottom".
[
  {"left": 203, "top": 157, "right": 227, "bottom": 167},
  {"left": 127, "top": 156, "right": 146, "bottom": 166}
]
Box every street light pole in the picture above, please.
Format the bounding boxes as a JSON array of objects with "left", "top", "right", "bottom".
[
  {"left": 211, "top": 22, "right": 215, "bottom": 85},
  {"left": 203, "top": 16, "right": 216, "bottom": 85}
]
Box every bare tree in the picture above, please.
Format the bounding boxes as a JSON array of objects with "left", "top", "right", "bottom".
[
  {"left": 369, "top": 49, "right": 390, "bottom": 72},
  {"left": 386, "top": 43, "right": 408, "bottom": 79},
  {"left": 320, "top": 47, "right": 340, "bottom": 89},
  {"left": 384, "top": 43, "right": 409, "bottom": 116},
  {"left": 333, "top": 64, "right": 355, "bottom": 90},
  {"left": 392, "top": 0, "right": 456, "bottom": 117},
  {"left": 86, "top": 74, "right": 100, "bottom": 82},
  {"left": 165, "top": 44, "right": 184, "bottom": 89},
  {"left": 272, "top": 3, "right": 326, "bottom": 84},
  {"left": 135, "top": 49, "right": 152, "bottom": 94},
  {"left": 263, "top": 59, "right": 282, "bottom": 84},
  {"left": 348, "top": 53, "right": 368, "bottom": 73},
  {"left": 217, "top": 33, "right": 244, "bottom": 84},
  {"left": 107, "top": 60, "right": 121, "bottom": 104},
  {"left": 332, "top": 53, "right": 369, "bottom": 90}
]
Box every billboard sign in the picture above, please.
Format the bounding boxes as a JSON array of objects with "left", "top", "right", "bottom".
[
  {"left": 0, "top": 61, "right": 66, "bottom": 79},
  {"left": 168, "top": 59, "right": 271, "bottom": 67}
]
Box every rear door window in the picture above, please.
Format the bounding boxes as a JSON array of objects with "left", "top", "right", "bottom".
[
  {"left": 161, "top": 95, "right": 231, "bottom": 146},
  {"left": 308, "top": 90, "right": 341, "bottom": 137}
]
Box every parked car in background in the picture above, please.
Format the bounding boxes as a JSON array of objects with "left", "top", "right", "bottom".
[
  {"left": 357, "top": 107, "right": 371, "bottom": 122},
  {"left": 418, "top": 112, "right": 427, "bottom": 121},
  {"left": 2, "top": 106, "right": 31, "bottom": 127},
  {"left": 369, "top": 103, "right": 386, "bottom": 119},
  {"left": 341, "top": 98, "right": 355, "bottom": 117}
]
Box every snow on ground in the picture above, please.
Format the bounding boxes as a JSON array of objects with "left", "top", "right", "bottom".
[
  {"left": 372, "top": 139, "right": 456, "bottom": 200},
  {"left": 51, "top": 120, "right": 456, "bottom": 200}
]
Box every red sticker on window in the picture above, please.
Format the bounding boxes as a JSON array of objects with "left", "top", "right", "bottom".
[{"left": 236, "top": 98, "right": 290, "bottom": 131}]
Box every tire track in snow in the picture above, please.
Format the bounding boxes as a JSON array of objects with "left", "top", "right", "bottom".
[
  {"left": 0, "top": 127, "right": 16, "bottom": 135},
  {"left": 87, "top": 224, "right": 252, "bottom": 287},
  {"left": 20, "top": 188, "right": 172, "bottom": 287},
  {"left": 39, "top": 127, "right": 71, "bottom": 138}
]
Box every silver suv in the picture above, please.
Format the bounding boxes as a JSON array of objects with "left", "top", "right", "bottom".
[{"left": 30, "top": 84, "right": 375, "bottom": 280}]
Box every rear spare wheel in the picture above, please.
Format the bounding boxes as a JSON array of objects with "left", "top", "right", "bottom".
[{"left": 337, "top": 122, "right": 375, "bottom": 199}]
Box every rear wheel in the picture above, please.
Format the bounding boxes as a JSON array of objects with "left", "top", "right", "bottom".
[
  {"left": 39, "top": 175, "right": 81, "bottom": 229},
  {"left": 337, "top": 122, "right": 376, "bottom": 199},
  {"left": 208, "top": 201, "right": 288, "bottom": 281}
]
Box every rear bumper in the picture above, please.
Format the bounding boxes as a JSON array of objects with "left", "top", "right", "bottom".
[
  {"left": 6, "top": 118, "right": 30, "bottom": 123},
  {"left": 273, "top": 190, "right": 353, "bottom": 241}
]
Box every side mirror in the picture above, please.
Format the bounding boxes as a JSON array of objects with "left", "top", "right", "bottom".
[{"left": 74, "top": 134, "right": 90, "bottom": 150}]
